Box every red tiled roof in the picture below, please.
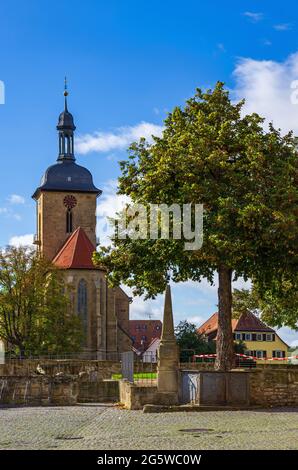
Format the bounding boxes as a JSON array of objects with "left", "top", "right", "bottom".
[
  {"left": 234, "top": 310, "right": 274, "bottom": 332},
  {"left": 129, "top": 320, "right": 162, "bottom": 352},
  {"left": 52, "top": 227, "right": 96, "bottom": 269},
  {"left": 197, "top": 310, "right": 274, "bottom": 336}
]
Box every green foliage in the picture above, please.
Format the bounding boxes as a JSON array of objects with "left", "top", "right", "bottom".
[
  {"left": 0, "top": 246, "right": 84, "bottom": 356},
  {"left": 94, "top": 82, "right": 297, "bottom": 296},
  {"left": 232, "top": 288, "right": 260, "bottom": 318},
  {"left": 234, "top": 340, "right": 247, "bottom": 354},
  {"left": 175, "top": 320, "right": 215, "bottom": 361},
  {"left": 233, "top": 282, "right": 298, "bottom": 331},
  {"left": 93, "top": 82, "right": 297, "bottom": 369}
]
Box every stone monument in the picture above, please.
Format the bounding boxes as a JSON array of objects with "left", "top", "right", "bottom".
[{"left": 157, "top": 285, "right": 179, "bottom": 403}]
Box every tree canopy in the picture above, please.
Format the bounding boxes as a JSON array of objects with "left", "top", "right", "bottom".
[
  {"left": 175, "top": 320, "right": 215, "bottom": 361},
  {"left": 0, "top": 246, "right": 83, "bottom": 356},
  {"left": 233, "top": 282, "right": 298, "bottom": 331},
  {"left": 94, "top": 82, "right": 298, "bottom": 370}
]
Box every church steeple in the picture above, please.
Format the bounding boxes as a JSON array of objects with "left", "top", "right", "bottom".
[{"left": 57, "top": 78, "right": 76, "bottom": 161}]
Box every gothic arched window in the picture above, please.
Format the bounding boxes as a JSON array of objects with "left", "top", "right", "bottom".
[{"left": 78, "top": 279, "right": 88, "bottom": 342}]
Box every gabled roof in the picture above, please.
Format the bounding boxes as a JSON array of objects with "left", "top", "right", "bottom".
[
  {"left": 145, "top": 337, "right": 161, "bottom": 352},
  {"left": 197, "top": 310, "right": 274, "bottom": 336},
  {"left": 52, "top": 227, "right": 97, "bottom": 269},
  {"left": 234, "top": 310, "right": 275, "bottom": 333}
]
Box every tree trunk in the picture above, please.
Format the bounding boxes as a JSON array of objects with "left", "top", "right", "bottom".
[{"left": 215, "top": 265, "right": 234, "bottom": 371}]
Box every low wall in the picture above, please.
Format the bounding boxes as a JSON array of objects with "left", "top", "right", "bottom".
[
  {"left": 0, "top": 359, "right": 156, "bottom": 379},
  {"left": 78, "top": 378, "right": 119, "bottom": 403},
  {"left": 119, "top": 380, "right": 178, "bottom": 410},
  {"left": 0, "top": 360, "right": 122, "bottom": 378},
  {"left": 0, "top": 375, "right": 78, "bottom": 406},
  {"left": 179, "top": 362, "right": 214, "bottom": 370},
  {"left": 0, "top": 374, "right": 120, "bottom": 406},
  {"left": 250, "top": 368, "right": 298, "bottom": 407}
]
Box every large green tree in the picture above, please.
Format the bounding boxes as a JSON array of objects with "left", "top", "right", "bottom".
[
  {"left": 94, "top": 82, "right": 298, "bottom": 370},
  {"left": 0, "top": 246, "right": 83, "bottom": 356}
]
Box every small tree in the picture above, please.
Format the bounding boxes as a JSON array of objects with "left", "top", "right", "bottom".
[
  {"left": 94, "top": 82, "right": 297, "bottom": 370},
  {"left": 0, "top": 245, "right": 83, "bottom": 356},
  {"left": 175, "top": 320, "right": 215, "bottom": 361}
]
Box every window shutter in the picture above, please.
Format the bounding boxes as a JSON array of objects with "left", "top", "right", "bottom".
[
  {"left": 282, "top": 351, "right": 286, "bottom": 358},
  {"left": 272, "top": 334, "right": 275, "bottom": 341},
  {"left": 273, "top": 351, "right": 276, "bottom": 358},
  {"left": 242, "top": 333, "right": 245, "bottom": 341},
  {"left": 263, "top": 334, "right": 266, "bottom": 341},
  {"left": 263, "top": 350, "right": 267, "bottom": 358}
]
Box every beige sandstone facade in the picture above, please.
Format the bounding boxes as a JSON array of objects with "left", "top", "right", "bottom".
[
  {"left": 32, "top": 95, "right": 131, "bottom": 357},
  {"left": 36, "top": 191, "right": 97, "bottom": 261}
]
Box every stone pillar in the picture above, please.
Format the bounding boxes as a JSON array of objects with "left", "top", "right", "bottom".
[{"left": 157, "top": 285, "right": 179, "bottom": 403}]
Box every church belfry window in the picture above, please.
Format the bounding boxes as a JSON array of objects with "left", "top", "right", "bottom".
[
  {"left": 66, "top": 209, "right": 73, "bottom": 233},
  {"left": 78, "top": 279, "right": 88, "bottom": 342},
  {"left": 63, "top": 195, "right": 77, "bottom": 234}
]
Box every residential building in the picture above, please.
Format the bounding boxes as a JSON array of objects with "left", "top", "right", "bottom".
[
  {"left": 197, "top": 311, "right": 288, "bottom": 362},
  {"left": 142, "top": 338, "right": 161, "bottom": 363},
  {"left": 129, "top": 320, "right": 162, "bottom": 354}
]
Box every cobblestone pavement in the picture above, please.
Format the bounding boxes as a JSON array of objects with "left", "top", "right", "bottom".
[{"left": 0, "top": 405, "right": 298, "bottom": 450}]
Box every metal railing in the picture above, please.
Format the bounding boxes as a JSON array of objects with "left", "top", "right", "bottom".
[
  {"left": 3, "top": 351, "right": 122, "bottom": 361},
  {"left": 120, "top": 351, "right": 157, "bottom": 386}
]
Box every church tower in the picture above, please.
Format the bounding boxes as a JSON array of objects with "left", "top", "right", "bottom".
[
  {"left": 32, "top": 83, "right": 131, "bottom": 357},
  {"left": 32, "top": 83, "right": 100, "bottom": 259}
]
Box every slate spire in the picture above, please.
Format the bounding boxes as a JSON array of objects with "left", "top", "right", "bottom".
[{"left": 57, "top": 77, "right": 76, "bottom": 161}]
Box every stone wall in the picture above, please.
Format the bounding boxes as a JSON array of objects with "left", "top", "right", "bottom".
[
  {"left": 179, "top": 362, "right": 215, "bottom": 371},
  {"left": 0, "top": 359, "right": 156, "bottom": 378},
  {"left": 78, "top": 375, "right": 119, "bottom": 403},
  {"left": 0, "top": 360, "right": 122, "bottom": 378},
  {"left": 119, "top": 380, "right": 178, "bottom": 410},
  {"left": 250, "top": 367, "right": 298, "bottom": 407},
  {"left": 38, "top": 191, "right": 97, "bottom": 261},
  {"left": 0, "top": 375, "right": 78, "bottom": 406}
]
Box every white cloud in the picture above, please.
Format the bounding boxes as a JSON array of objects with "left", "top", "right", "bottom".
[
  {"left": 96, "top": 180, "right": 131, "bottom": 247},
  {"left": 276, "top": 326, "right": 298, "bottom": 348},
  {"left": 177, "top": 276, "right": 251, "bottom": 293},
  {"left": 243, "top": 12, "right": 263, "bottom": 23},
  {"left": 274, "top": 23, "right": 291, "bottom": 31},
  {"left": 9, "top": 234, "right": 34, "bottom": 247},
  {"left": 127, "top": 289, "right": 163, "bottom": 320},
  {"left": 8, "top": 194, "right": 25, "bottom": 205},
  {"left": 0, "top": 207, "right": 8, "bottom": 214},
  {"left": 233, "top": 52, "right": 298, "bottom": 134},
  {"left": 96, "top": 180, "right": 131, "bottom": 217},
  {"left": 186, "top": 315, "right": 205, "bottom": 326},
  {"left": 76, "top": 122, "right": 164, "bottom": 155}
]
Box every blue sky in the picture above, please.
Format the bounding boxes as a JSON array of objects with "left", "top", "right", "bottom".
[{"left": 0, "top": 0, "right": 298, "bottom": 345}]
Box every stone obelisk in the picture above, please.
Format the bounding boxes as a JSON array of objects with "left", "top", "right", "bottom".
[{"left": 157, "top": 285, "right": 179, "bottom": 402}]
